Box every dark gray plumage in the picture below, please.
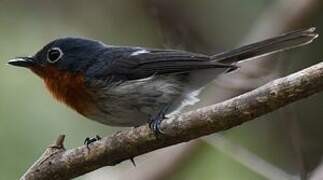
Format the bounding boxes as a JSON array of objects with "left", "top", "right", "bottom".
[{"left": 8, "top": 28, "right": 318, "bottom": 127}]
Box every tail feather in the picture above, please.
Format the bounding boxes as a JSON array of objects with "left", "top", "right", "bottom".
[{"left": 212, "top": 27, "right": 319, "bottom": 64}]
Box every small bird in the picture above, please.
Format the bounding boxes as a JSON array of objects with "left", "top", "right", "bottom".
[{"left": 8, "top": 28, "right": 318, "bottom": 135}]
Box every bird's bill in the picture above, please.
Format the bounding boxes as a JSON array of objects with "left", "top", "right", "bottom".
[{"left": 8, "top": 57, "right": 36, "bottom": 67}]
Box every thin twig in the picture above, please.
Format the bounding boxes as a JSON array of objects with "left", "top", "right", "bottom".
[{"left": 205, "top": 135, "right": 299, "bottom": 180}]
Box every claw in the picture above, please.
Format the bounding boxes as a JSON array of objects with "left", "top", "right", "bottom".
[
  {"left": 149, "top": 105, "right": 170, "bottom": 136},
  {"left": 84, "top": 135, "right": 102, "bottom": 149}
]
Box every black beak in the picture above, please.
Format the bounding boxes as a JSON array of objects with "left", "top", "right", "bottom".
[{"left": 8, "top": 57, "right": 36, "bottom": 68}]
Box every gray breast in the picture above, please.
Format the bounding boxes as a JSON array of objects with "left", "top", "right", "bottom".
[{"left": 86, "top": 75, "right": 188, "bottom": 127}]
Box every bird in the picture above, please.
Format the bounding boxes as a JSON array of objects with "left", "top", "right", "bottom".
[{"left": 8, "top": 28, "right": 318, "bottom": 137}]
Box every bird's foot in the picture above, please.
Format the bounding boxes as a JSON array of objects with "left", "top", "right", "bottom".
[
  {"left": 84, "top": 135, "right": 102, "bottom": 149},
  {"left": 149, "top": 105, "right": 170, "bottom": 136}
]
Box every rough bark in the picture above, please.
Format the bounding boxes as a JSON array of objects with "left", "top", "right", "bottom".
[{"left": 21, "top": 62, "right": 323, "bottom": 180}]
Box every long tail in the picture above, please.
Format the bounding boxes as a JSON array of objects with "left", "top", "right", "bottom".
[{"left": 212, "top": 27, "right": 318, "bottom": 64}]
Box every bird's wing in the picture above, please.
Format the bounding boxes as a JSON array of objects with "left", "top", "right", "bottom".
[{"left": 87, "top": 47, "right": 235, "bottom": 82}]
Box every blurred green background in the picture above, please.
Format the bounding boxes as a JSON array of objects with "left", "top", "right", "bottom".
[{"left": 1, "top": 0, "right": 323, "bottom": 179}]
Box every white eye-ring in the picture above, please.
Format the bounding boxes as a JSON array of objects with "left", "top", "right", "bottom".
[{"left": 47, "top": 47, "right": 63, "bottom": 63}]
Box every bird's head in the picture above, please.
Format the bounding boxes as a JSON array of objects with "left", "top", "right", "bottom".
[
  {"left": 8, "top": 37, "right": 106, "bottom": 78},
  {"left": 8, "top": 38, "right": 105, "bottom": 115}
]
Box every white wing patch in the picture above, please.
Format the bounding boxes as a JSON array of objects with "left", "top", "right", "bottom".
[{"left": 130, "top": 49, "right": 149, "bottom": 56}]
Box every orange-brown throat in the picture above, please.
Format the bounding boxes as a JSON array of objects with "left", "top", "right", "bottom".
[{"left": 31, "top": 65, "right": 96, "bottom": 116}]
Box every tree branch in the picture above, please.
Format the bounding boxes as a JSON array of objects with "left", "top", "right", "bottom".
[
  {"left": 21, "top": 62, "right": 323, "bottom": 180},
  {"left": 135, "top": 2, "right": 323, "bottom": 180}
]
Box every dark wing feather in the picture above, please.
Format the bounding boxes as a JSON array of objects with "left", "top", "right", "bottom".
[
  {"left": 88, "top": 47, "right": 234, "bottom": 82},
  {"left": 128, "top": 50, "right": 233, "bottom": 78}
]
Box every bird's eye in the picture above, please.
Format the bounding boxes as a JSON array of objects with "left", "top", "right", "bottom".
[{"left": 47, "top": 47, "right": 63, "bottom": 63}]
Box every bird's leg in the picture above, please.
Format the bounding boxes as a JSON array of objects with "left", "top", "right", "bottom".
[
  {"left": 149, "top": 105, "right": 170, "bottom": 136},
  {"left": 83, "top": 135, "right": 137, "bottom": 166},
  {"left": 84, "top": 135, "right": 102, "bottom": 149}
]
